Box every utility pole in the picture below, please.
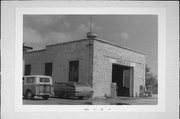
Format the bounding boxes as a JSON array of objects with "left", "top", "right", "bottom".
[{"left": 89, "top": 15, "right": 92, "bottom": 33}]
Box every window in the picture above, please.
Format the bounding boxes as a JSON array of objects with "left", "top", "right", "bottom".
[
  {"left": 69, "top": 60, "right": 79, "bottom": 82},
  {"left": 75, "top": 82, "right": 89, "bottom": 87},
  {"left": 26, "top": 77, "right": 35, "bottom": 83},
  {"left": 66, "top": 83, "right": 75, "bottom": 87},
  {"left": 60, "top": 83, "right": 66, "bottom": 87},
  {"left": 45, "top": 63, "right": 53, "bottom": 76},
  {"left": 40, "top": 78, "right": 50, "bottom": 82},
  {"left": 25, "top": 64, "right": 31, "bottom": 75}
]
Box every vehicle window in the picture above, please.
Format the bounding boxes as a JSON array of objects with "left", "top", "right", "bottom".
[
  {"left": 26, "top": 77, "right": 35, "bottom": 83},
  {"left": 40, "top": 78, "right": 50, "bottom": 82},
  {"left": 54, "top": 83, "right": 65, "bottom": 87},
  {"left": 76, "top": 82, "right": 89, "bottom": 87},
  {"left": 54, "top": 83, "right": 60, "bottom": 86},
  {"left": 59, "top": 83, "right": 64, "bottom": 87},
  {"left": 66, "top": 83, "right": 75, "bottom": 87}
]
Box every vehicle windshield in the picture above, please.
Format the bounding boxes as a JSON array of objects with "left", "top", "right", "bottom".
[
  {"left": 75, "top": 82, "right": 89, "bottom": 87},
  {"left": 39, "top": 78, "right": 50, "bottom": 82}
]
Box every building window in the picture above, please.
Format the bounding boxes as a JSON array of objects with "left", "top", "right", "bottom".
[
  {"left": 25, "top": 64, "right": 31, "bottom": 75},
  {"left": 45, "top": 63, "right": 53, "bottom": 76},
  {"left": 69, "top": 60, "right": 79, "bottom": 82}
]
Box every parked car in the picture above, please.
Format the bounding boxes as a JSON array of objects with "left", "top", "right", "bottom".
[
  {"left": 23, "top": 75, "right": 54, "bottom": 100},
  {"left": 54, "top": 82, "right": 93, "bottom": 99}
]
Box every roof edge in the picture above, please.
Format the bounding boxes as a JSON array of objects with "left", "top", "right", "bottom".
[
  {"left": 26, "top": 49, "right": 46, "bottom": 54},
  {"left": 46, "top": 39, "right": 88, "bottom": 48},
  {"left": 26, "top": 38, "right": 146, "bottom": 55},
  {"left": 94, "top": 38, "right": 146, "bottom": 55}
]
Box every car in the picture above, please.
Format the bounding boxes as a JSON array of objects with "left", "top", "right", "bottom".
[
  {"left": 54, "top": 82, "right": 93, "bottom": 99},
  {"left": 23, "top": 75, "right": 54, "bottom": 100}
]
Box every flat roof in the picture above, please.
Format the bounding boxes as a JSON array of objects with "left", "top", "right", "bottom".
[
  {"left": 26, "top": 49, "right": 46, "bottom": 54},
  {"left": 93, "top": 38, "right": 146, "bottom": 55},
  {"left": 23, "top": 45, "right": 33, "bottom": 50},
  {"left": 23, "top": 75, "right": 51, "bottom": 77},
  {"left": 27, "top": 38, "right": 145, "bottom": 55}
]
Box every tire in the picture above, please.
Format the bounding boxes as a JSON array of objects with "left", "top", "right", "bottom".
[
  {"left": 78, "top": 96, "right": 84, "bottom": 100},
  {"left": 57, "top": 93, "right": 63, "bottom": 98},
  {"left": 42, "top": 95, "right": 49, "bottom": 100},
  {"left": 63, "top": 94, "right": 69, "bottom": 99},
  {"left": 26, "top": 90, "right": 34, "bottom": 100}
]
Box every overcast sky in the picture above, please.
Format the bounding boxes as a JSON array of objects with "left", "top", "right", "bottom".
[{"left": 23, "top": 15, "right": 158, "bottom": 75}]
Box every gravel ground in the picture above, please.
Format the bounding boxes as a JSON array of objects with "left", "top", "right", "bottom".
[{"left": 23, "top": 94, "right": 158, "bottom": 105}]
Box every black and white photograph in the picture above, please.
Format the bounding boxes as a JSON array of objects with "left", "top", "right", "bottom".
[
  {"left": 1, "top": 1, "right": 179, "bottom": 119},
  {"left": 22, "top": 15, "right": 158, "bottom": 105}
]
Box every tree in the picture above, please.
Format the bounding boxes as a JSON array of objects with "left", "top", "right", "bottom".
[{"left": 145, "top": 64, "right": 158, "bottom": 94}]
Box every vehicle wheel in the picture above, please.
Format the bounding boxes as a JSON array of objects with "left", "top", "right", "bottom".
[
  {"left": 63, "top": 94, "right": 69, "bottom": 99},
  {"left": 26, "top": 90, "right": 34, "bottom": 100},
  {"left": 57, "top": 93, "right": 63, "bottom": 98},
  {"left": 42, "top": 95, "right": 49, "bottom": 100},
  {"left": 57, "top": 94, "right": 63, "bottom": 98},
  {"left": 66, "top": 94, "right": 70, "bottom": 99},
  {"left": 78, "top": 96, "right": 84, "bottom": 100}
]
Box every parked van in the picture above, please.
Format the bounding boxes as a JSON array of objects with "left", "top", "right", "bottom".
[
  {"left": 54, "top": 82, "right": 93, "bottom": 99},
  {"left": 23, "top": 75, "right": 54, "bottom": 100}
]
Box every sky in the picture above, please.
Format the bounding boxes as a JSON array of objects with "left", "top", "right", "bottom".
[{"left": 23, "top": 15, "right": 158, "bottom": 75}]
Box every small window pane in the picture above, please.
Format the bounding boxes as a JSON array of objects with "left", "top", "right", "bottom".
[
  {"left": 40, "top": 78, "right": 50, "bottom": 82},
  {"left": 66, "top": 83, "right": 74, "bottom": 87},
  {"left": 26, "top": 77, "right": 34, "bottom": 83},
  {"left": 76, "top": 82, "right": 88, "bottom": 87}
]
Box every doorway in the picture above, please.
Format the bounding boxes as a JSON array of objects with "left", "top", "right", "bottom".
[{"left": 112, "top": 64, "right": 132, "bottom": 97}]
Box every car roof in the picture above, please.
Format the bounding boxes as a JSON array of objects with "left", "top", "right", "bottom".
[
  {"left": 54, "top": 82, "right": 74, "bottom": 84},
  {"left": 23, "top": 75, "right": 51, "bottom": 78},
  {"left": 54, "top": 82, "right": 87, "bottom": 84}
]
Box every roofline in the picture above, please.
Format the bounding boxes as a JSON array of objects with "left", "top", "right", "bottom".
[
  {"left": 26, "top": 49, "right": 46, "bottom": 54},
  {"left": 23, "top": 46, "right": 33, "bottom": 50},
  {"left": 26, "top": 38, "right": 146, "bottom": 55},
  {"left": 46, "top": 39, "right": 88, "bottom": 47},
  {"left": 94, "top": 38, "right": 146, "bottom": 55}
]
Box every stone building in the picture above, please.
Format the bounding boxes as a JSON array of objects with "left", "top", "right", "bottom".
[{"left": 24, "top": 32, "right": 146, "bottom": 98}]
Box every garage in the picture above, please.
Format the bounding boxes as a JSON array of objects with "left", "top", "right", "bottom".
[
  {"left": 24, "top": 33, "right": 145, "bottom": 98},
  {"left": 112, "top": 64, "right": 132, "bottom": 97}
]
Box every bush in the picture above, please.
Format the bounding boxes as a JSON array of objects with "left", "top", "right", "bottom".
[
  {"left": 146, "top": 90, "right": 152, "bottom": 97},
  {"left": 145, "top": 65, "right": 158, "bottom": 94}
]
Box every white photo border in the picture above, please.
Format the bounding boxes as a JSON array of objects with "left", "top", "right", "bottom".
[{"left": 15, "top": 7, "right": 166, "bottom": 112}]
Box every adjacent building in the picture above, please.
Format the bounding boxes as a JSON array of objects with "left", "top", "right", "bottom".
[{"left": 24, "top": 32, "right": 146, "bottom": 98}]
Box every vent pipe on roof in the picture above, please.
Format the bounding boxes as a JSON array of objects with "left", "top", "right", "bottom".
[
  {"left": 87, "top": 32, "right": 97, "bottom": 39},
  {"left": 86, "top": 15, "right": 98, "bottom": 39}
]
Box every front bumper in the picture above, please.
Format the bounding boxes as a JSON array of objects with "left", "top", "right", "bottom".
[
  {"left": 37, "top": 93, "right": 53, "bottom": 96},
  {"left": 74, "top": 91, "right": 93, "bottom": 97}
]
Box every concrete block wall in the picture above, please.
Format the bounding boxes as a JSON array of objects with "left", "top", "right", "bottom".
[
  {"left": 133, "top": 63, "right": 145, "bottom": 97},
  {"left": 24, "top": 38, "right": 145, "bottom": 98},
  {"left": 25, "top": 39, "right": 94, "bottom": 86},
  {"left": 93, "top": 39, "right": 146, "bottom": 97}
]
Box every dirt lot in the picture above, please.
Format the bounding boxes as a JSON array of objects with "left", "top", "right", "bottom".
[{"left": 23, "top": 94, "right": 158, "bottom": 105}]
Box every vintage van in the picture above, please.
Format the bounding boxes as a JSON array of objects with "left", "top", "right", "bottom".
[{"left": 23, "top": 75, "right": 54, "bottom": 100}]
